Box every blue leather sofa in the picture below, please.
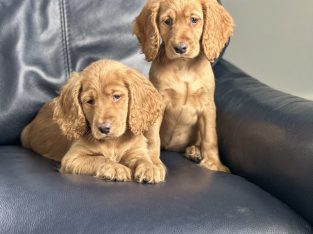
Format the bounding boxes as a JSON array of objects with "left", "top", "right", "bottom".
[{"left": 0, "top": 1, "right": 312, "bottom": 233}]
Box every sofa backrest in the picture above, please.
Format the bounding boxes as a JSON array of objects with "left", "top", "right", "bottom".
[
  {"left": 0, "top": 0, "right": 148, "bottom": 145},
  {"left": 0, "top": 0, "right": 227, "bottom": 145}
]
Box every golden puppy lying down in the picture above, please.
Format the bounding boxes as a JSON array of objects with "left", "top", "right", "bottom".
[{"left": 21, "top": 60, "right": 166, "bottom": 183}]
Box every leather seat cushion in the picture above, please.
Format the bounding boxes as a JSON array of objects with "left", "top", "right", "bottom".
[{"left": 0, "top": 146, "right": 311, "bottom": 234}]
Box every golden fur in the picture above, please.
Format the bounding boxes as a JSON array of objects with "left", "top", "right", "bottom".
[
  {"left": 133, "top": 0, "right": 234, "bottom": 172},
  {"left": 21, "top": 60, "right": 166, "bottom": 183}
]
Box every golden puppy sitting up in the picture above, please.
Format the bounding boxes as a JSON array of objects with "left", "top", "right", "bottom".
[
  {"left": 133, "top": 0, "right": 234, "bottom": 172},
  {"left": 21, "top": 60, "right": 166, "bottom": 183}
]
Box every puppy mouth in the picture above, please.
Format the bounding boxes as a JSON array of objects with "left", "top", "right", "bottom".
[
  {"left": 168, "top": 47, "right": 198, "bottom": 59},
  {"left": 175, "top": 53, "right": 193, "bottom": 58},
  {"left": 98, "top": 131, "right": 116, "bottom": 138},
  {"left": 90, "top": 128, "right": 113, "bottom": 140},
  {"left": 98, "top": 133, "right": 111, "bottom": 138},
  {"left": 93, "top": 129, "right": 125, "bottom": 140},
  {"left": 169, "top": 52, "right": 197, "bottom": 60}
]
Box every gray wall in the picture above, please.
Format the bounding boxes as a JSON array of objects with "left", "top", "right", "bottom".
[{"left": 222, "top": 0, "right": 313, "bottom": 100}]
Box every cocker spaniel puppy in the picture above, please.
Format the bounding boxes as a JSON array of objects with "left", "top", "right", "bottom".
[
  {"left": 21, "top": 60, "right": 166, "bottom": 183},
  {"left": 133, "top": 0, "right": 234, "bottom": 172}
]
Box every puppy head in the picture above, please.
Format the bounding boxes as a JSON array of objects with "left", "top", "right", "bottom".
[
  {"left": 53, "top": 60, "right": 162, "bottom": 141},
  {"left": 133, "top": 0, "right": 234, "bottom": 62}
]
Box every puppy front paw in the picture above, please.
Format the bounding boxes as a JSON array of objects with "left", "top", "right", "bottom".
[
  {"left": 200, "top": 159, "right": 230, "bottom": 173},
  {"left": 185, "top": 145, "right": 202, "bottom": 163},
  {"left": 95, "top": 163, "right": 132, "bottom": 182},
  {"left": 134, "top": 162, "right": 166, "bottom": 184}
]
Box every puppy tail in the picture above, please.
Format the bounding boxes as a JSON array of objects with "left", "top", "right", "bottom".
[{"left": 20, "top": 124, "right": 31, "bottom": 149}]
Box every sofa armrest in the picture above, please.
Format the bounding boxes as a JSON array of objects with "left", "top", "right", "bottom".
[{"left": 214, "top": 59, "right": 313, "bottom": 224}]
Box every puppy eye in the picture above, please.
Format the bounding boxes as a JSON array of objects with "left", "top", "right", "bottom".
[
  {"left": 191, "top": 17, "right": 198, "bottom": 24},
  {"left": 164, "top": 18, "right": 173, "bottom": 26},
  {"left": 112, "top": 95, "right": 121, "bottom": 102},
  {"left": 86, "top": 99, "right": 95, "bottom": 105}
]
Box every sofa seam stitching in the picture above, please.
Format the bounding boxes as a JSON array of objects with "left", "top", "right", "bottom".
[
  {"left": 58, "top": 0, "right": 71, "bottom": 78},
  {"left": 63, "top": 0, "right": 72, "bottom": 75}
]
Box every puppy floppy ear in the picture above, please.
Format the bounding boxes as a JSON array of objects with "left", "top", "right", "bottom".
[
  {"left": 124, "top": 69, "right": 162, "bottom": 135},
  {"left": 133, "top": 0, "right": 160, "bottom": 62},
  {"left": 201, "top": 0, "right": 234, "bottom": 62},
  {"left": 53, "top": 72, "right": 87, "bottom": 140}
]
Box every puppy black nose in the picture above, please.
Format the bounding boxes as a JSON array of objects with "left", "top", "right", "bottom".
[
  {"left": 174, "top": 43, "right": 187, "bottom": 54},
  {"left": 98, "top": 123, "right": 112, "bottom": 134}
]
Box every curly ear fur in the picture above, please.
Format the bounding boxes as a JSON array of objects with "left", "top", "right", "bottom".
[
  {"left": 133, "top": 0, "right": 160, "bottom": 62},
  {"left": 124, "top": 69, "right": 162, "bottom": 135},
  {"left": 201, "top": 0, "right": 234, "bottom": 62},
  {"left": 53, "top": 72, "right": 86, "bottom": 140}
]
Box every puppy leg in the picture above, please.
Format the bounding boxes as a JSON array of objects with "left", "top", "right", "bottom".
[
  {"left": 95, "top": 162, "right": 132, "bottom": 182},
  {"left": 185, "top": 145, "right": 202, "bottom": 163},
  {"left": 143, "top": 114, "right": 167, "bottom": 181},
  {"left": 198, "top": 104, "right": 230, "bottom": 173},
  {"left": 185, "top": 132, "right": 202, "bottom": 163},
  {"left": 60, "top": 146, "right": 132, "bottom": 182},
  {"left": 134, "top": 159, "right": 164, "bottom": 184},
  {"left": 121, "top": 147, "right": 165, "bottom": 184}
]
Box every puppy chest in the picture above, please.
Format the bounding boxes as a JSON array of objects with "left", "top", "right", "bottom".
[
  {"left": 162, "top": 82, "right": 210, "bottom": 111},
  {"left": 95, "top": 136, "right": 146, "bottom": 162},
  {"left": 161, "top": 105, "right": 199, "bottom": 151},
  {"left": 89, "top": 146, "right": 117, "bottom": 161},
  {"left": 160, "top": 84, "right": 207, "bottom": 149},
  {"left": 91, "top": 143, "right": 126, "bottom": 162}
]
